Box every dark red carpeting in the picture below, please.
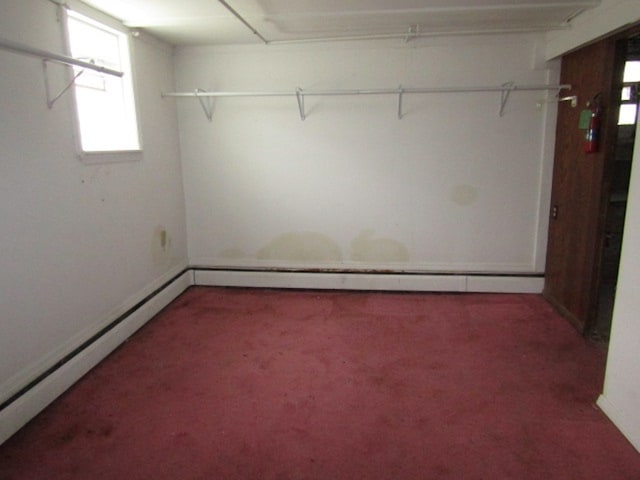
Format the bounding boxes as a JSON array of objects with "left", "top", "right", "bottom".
[{"left": 1, "top": 287, "right": 639, "bottom": 479}]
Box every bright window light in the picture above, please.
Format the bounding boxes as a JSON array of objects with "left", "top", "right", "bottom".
[
  {"left": 618, "top": 104, "right": 637, "bottom": 125},
  {"left": 621, "top": 86, "right": 632, "bottom": 101},
  {"left": 66, "top": 11, "right": 140, "bottom": 152},
  {"left": 622, "top": 61, "right": 640, "bottom": 83}
]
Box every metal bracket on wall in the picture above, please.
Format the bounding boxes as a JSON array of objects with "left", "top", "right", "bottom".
[
  {"left": 499, "top": 81, "right": 516, "bottom": 117},
  {"left": 295, "top": 88, "right": 306, "bottom": 121},
  {"left": 536, "top": 95, "right": 578, "bottom": 110},
  {"left": 404, "top": 25, "right": 419, "bottom": 43},
  {"left": 42, "top": 60, "right": 84, "bottom": 109},
  {"left": 397, "top": 85, "right": 404, "bottom": 120},
  {"left": 194, "top": 89, "right": 214, "bottom": 121}
]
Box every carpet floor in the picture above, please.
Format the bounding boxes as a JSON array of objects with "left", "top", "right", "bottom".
[{"left": 1, "top": 287, "right": 639, "bottom": 479}]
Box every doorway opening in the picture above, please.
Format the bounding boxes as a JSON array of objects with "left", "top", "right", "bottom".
[{"left": 591, "top": 35, "right": 640, "bottom": 341}]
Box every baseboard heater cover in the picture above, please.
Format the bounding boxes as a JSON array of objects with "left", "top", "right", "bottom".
[
  {"left": 193, "top": 268, "right": 544, "bottom": 294},
  {"left": 0, "top": 269, "right": 192, "bottom": 445}
]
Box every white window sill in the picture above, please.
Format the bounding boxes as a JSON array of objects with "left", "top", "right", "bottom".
[{"left": 79, "top": 149, "right": 143, "bottom": 165}]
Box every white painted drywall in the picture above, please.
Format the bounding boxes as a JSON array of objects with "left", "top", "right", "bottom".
[
  {"left": 0, "top": 0, "right": 187, "bottom": 409},
  {"left": 176, "top": 35, "right": 558, "bottom": 274}
]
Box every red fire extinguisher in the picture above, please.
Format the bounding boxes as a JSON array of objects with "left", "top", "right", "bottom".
[{"left": 584, "top": 94, "right": 602, "bottom": 154}]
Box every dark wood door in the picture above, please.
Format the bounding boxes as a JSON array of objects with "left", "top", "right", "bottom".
[{"left": 543, "top": 37, "right": 622, "bottom": 333}]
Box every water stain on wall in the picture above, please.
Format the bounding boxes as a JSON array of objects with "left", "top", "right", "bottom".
[
  {"left": 218, "top": 247, "right": 248, "bottom": 259},
  {"left": 449, "top": 184, "right": 479, "bottom": 206},
  {"left": 257, "top": 232, "right": 342, "bottom": 262},
  {"left": 151, "top": 225, "right": 172, "bottom": 266},
  {"left": 351, "top": 229, "right": 410, "bottom": 262}
]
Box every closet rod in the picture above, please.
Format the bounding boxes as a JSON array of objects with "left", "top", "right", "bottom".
[
  {"left": 0, "top": 36, "right": 124, "bottom": 77},
  {"left": 163, "top": 84, "right": 571, "bottom": 98}
]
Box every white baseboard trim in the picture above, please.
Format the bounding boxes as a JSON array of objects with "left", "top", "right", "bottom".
[
  {"left": 194, "top": 269, "right": 544, "bottom": 294},
  {"left": 465, "top": 275, "right": 545, "bottom": 293},
  {"left": 597, "top": 394, "right": 640, "bottom": 453},
  {"left": 0, "top": 270, "right": 192, "bottom": 446}
]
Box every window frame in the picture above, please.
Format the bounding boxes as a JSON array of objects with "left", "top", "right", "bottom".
[{"left": 62, "top": 1, "right": 143, "bottom": 163}]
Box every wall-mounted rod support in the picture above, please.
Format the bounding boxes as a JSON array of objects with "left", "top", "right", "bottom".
[
  {"left": 0, "top": 36, "right": 124, "bottom": 77},
  {"left": 499, "top": 81, "right": 516, "bottom": 117},
  {"left": 194, "top": 89, "right": 214, "bottom": 121},
  {"left": 217, "top": 0, "right": 269, "bottom": 45},
  {"left": 405, "top": 25, "right": 419, "bottom": 43},
  {"left": 536, "top": 95, "right": 578, "bottom": 109},
  {"left": 295, "top": 88, "right": 306, "bottom": 121},
  {"left": 42, "top": 59, "right": 84, "bottom": 109},
  {"left": 398, "top": 85, "right": 404, "bottom": 120}
]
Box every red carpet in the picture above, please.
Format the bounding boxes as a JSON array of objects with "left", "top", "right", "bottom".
[{"left": 1, "top": 287, "right": 639, "bottom": 479}]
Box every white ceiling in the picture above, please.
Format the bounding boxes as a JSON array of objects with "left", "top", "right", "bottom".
[{"left": 79, "top": 0, "right": 600, "bottom": 46}]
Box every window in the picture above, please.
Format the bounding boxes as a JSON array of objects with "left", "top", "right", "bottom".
[
  {"left": 618, "top": 60, "right": 640, "bottom": 126},
  {"left": 65, "top": 10, "right": 140, "bottom": 153}
]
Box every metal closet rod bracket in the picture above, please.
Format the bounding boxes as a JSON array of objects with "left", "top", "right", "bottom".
[
  {"left": 295, "top": 88, "right": 306, "bottom": 121},
  {"left": 194, "top": 89, "right": 214, "bottom": 121},
  {"left": 297, "top": 85, "right": 407, "bottom": 121},
  {"left": 499, "top": 81, "right": 516, "bottom": 117},
  {"left": 42, "top": 59, "right": 84, "bottom": 109},
  {"left": 536, "top": 94, "right": 578, "bottom": 109}
]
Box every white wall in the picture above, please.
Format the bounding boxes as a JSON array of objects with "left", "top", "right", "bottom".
[
  {"left": 176, "top": 35, "right": 558, "bottom": 275},
  {"left": 0, "top": 0, "right": 187, "bottom": 430}
]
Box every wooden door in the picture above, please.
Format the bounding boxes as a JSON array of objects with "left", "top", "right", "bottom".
[{"left": 543, "top": 37, "right": 623, "bottom": 333}]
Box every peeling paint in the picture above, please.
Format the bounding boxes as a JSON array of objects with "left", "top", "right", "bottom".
[
  {"left": 257, "top": 232, "right": 342, "bottom": 262},
  {"left": 351, "top": 229, "right": 410, "bottom": 262},
  {"left": 450, "top": 184, "right": 479, "bottom": 206}
]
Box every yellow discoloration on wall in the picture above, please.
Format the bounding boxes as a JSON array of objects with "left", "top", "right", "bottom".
[
  {"left": 257, "top": 232, "right": 342, "bottom": 262},
  {"left": 218, "top": 247, "right": 249, "bottom": 259},
  {"left": 151, "top": 226, "right": 172, "bottom": 266},
  {"left": 449, "top": 184, "right": 479, "bottom": 206},
  {"left": 351, "top": 229, "right": 410, "bottom": 262}
]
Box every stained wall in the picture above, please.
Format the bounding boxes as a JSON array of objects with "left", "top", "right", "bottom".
[{"left": 176, "top": 36, "right": 558, "bottom": 274}]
